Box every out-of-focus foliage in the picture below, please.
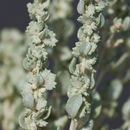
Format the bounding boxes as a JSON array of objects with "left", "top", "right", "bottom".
[
  {"left": 0, "top": 29, "right": 25, "bottom": 130},
  {"left": 94, "top": 0, "right": 130, "bottom": 129}
]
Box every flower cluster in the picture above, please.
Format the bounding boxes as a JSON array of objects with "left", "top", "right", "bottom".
[
  {"left": 65, "top": 0, "right": 107, "bottom": 127},
  {"left": 19, "top": 0, "right": 57, "bottom": 129}
]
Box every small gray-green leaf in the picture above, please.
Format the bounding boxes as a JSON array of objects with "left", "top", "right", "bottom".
[
  {"left": 77, "top": 0, "right": 85, "bottom": 14},
  {"left": 122, "top": 98, "right": 130, "bottom": 121},
  {"left": 69, "top": 57, "right": 76, "bottom": 74},
  {"left": 79, "top": 42, "right": 91, "bottom": 56},
  {"left": 23, "top": 93, "right": 34, "bottom": 109},
  {"left": 98, "top": 13, "right": 105, "bottom": 28},
  {"left": 123, "top": 16, "right": 130, "bottom": 31},
  {"left": 108, "top": 79, "right": 123, "bottom": 101},
  {"left": 66, "top": 94, "right": 83, "bottom": 118},
  {"left": 19, "top": 110, "right": 30, "bottom": 129}
]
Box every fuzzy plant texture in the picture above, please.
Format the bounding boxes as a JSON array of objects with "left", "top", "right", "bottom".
[
  {"left": 0, "top": 0, "right": 130, "bottom": 130},
  {"left": 18, "top": 0, "right": 58, "bottom": 130},
  {"left": 0, "top": 29, "right": 25, "bottom": 130}
]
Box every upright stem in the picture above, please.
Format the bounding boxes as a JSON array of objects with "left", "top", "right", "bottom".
[{"left": 69, "top": 119, "right": 78, "bottom": 130}]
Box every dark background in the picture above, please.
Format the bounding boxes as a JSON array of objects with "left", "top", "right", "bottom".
[{"left": 0, "top": 0, "right": 129, "bottom": 129}]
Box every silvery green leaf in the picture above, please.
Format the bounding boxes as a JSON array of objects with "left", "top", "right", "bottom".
[
  {"left": 79, "top": 42, "right": 91, "bottom": 56},
  {"left": 19, "top": 110, "right": 31, "bottom": 129},
  {"left": 77, "top": 27, "right": 85, "bottom": 40},
  {"left": 123, "top": 16, "right": 130, "bottom": 31},
  {"left": 23, "top": 93, "right": 35, "bottom": 109},
  {"left": 98, "top": 13, "right": 105, "bottom": 27},
  {"left": 23, "top": 57, "right": 36, "bottom": 71},
  {"left": 66, "top": 94, "right": 83, "bottom": 118},
  {"left": 77, "top": 0, "right": 85, "bottom": 14},
  {"left": 108, "top": 79, "right": 123, "bottom": 101},
  {"left": 19, "top": 115, "right": 27, "bottom": 129},
  {"left": 69, "top": 57, "right": 76, "bottom": 74},
  {"left": 122, "top": 98, "right": 130, "bottom": 121},
  {"left": 44, "top": 106, "right": 52, "bottom": 120}
]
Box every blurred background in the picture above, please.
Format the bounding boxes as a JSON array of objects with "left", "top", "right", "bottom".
[{"left": 0, "top": 0, "right": 129, "bottom": 130}]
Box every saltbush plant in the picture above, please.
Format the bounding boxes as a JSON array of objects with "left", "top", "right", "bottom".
[{"left": 0, "top": 0, "right": 129, "bottom": 130}]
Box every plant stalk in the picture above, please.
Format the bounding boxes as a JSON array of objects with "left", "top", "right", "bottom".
[{"left": 69, "top": 119, "right": 78, "bottom": 130}]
